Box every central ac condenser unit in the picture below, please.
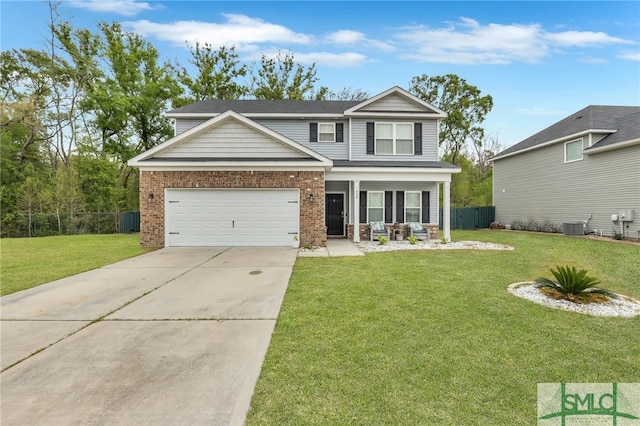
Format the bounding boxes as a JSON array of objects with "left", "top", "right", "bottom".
[{"left": 563, "top": 222, "right": 584, "bottom": 236}]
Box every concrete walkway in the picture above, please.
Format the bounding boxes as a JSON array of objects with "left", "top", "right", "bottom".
[
  {"left": 297, "top": 238, "right": 364, "bottom": 257},
  {"left": 1, "top": 247, "right": 297, "bottom": 426}
]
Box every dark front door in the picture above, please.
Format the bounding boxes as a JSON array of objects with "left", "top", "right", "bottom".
[{"left": 325, "top": 193, "right": 344, "bottom": 236}]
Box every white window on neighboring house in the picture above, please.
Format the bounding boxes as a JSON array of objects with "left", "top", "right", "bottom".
[
  {"left": 375, "top": 123, "right": 413, "bottom": 155},
  {"left": 318, "top": 123, "right": 335, "bottom": 142},
  {"left": 368, "top": 191, "right": 384, "bottom": 222},
  {"left": 405, "top": 191, "right": 421, "bottom": 222},
  {"left": 565, "top": 139, "right": 583, "bottom": 163}
]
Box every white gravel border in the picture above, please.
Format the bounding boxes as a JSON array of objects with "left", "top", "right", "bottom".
[
  {"left": 356, "top": 240, "right": 514, "bottom": 252},
  {"left": 508, "top": 282, "right": 640, "bottom": 317}
]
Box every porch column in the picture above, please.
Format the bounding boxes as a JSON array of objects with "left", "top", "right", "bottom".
[
  {"left": 353, "top": 180, "right": 360, "bottom": 243},
  {"left": 443, "top": 181, "right": 451, "bottom": 242}
]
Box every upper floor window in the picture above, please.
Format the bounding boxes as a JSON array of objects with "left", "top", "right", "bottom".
[
  {"left": 565, "top": 139, "right": 583, "bottom": 163},
  {"left": 310, "top": 122, "right": 343, "bottom": 143},
  {"left": 375, "top": 123, "right": 413, "bottom": 155},
  {"left": 318, "top": 123, "right": 335, "bottom": 142}
]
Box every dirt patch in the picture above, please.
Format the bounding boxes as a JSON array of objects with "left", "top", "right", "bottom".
[{"left": 584, "top": 235, "right": 640, "bottom": 245}]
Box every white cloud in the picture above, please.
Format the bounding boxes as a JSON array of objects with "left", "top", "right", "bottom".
[
  {"left": 328, "top": 30, "right": 365, "bottom": 44},
  {"left": 326, "top": 30, "right": 395, "bottom": 52},
  {"left": 618, "top": 51, "right": 640, "bottom": 61},
  {"left": 293, "top": 52, "right": 369, "bottom": 68},
  {"left": 578, "top": 56, "right": 609, "bottom": 64},
  {"left": 394, "top": 17, "right": 634, "bottom": 65},
  {"left": 543, "top": 31, "right": 631, "bottom": 47},
  {"left": 124, "top": 14, "right": 311, "bottom": 50},
  {"left": 68, "top": 0, "right": 159, "bottom": 16}
]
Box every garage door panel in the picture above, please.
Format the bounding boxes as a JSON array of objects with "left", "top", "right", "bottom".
[{"left": 166, "top": 189, "right": 299, "bottom": 247}]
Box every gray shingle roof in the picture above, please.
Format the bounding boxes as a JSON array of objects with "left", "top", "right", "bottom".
[
  {"left": 493, "top": 105, "right": 640, "bottom": 159},
  {"left": 169, "top": 100, "right": 361, "bottom": 115},
  {"left": 332, "top": 160, "right": 458, "bottom": 169}
]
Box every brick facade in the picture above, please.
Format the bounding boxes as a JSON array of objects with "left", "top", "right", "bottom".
[
  {"left": 139, "top": 170, "right": 326, "bottom": 248},
  {"left": 347, "top": 223, "right": 440, "bottom": 241}
]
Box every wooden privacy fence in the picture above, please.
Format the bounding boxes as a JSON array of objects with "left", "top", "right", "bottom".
[{"left": 439, "top": 206, "right": 495, "bottom": 230}]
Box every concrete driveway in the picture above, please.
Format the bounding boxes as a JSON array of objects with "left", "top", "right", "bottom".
[{"left": 1, "top": 247, "right": 297, "bottom": 426}]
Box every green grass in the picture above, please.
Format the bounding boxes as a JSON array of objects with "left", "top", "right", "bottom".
[
  {"left": 247, "top": 230, "right": 640, "bottom": 425},
  {"left": 1, "top": 234, "right": 154, "bottom": 296}
]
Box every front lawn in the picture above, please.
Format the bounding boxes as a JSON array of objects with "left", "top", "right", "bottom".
[
  {"left": 247, "top": 230, "right": 640, "bottom": 425},
  {"left": 0, "top": 234, "right": 153, "bottom": 296}
]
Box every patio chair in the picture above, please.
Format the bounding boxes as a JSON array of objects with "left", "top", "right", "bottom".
[
  {"left": 408, "top": 222, "right": 429, "bottom": 241},
  {"left": 369, "top": 221, "right": 390, "bottom": 241}
]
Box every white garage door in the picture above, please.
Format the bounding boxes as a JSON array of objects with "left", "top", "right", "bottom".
[{"left": 165, "top": 189, "right": 299, "bottom": 247}]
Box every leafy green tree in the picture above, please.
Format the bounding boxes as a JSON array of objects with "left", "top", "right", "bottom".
[
  {"left": 56, "top": 20, "right": 181, "bottom": 198},
  {"left": 443, "top": 153, "right": 493, "bottom": 207},
  {"left": 409, "top": 74, "right": 493, "bottom": 165},
  {"left": 57, "top": 21, "right": 180, "bottom": 161},
  {"left": 174, "top": 43, "right": 248, "bottom": 107},
  {"left": 321, "top": 87, "right": 370, "bottom": 101},
  {"left": 74, "top": 152, "right": 124, "bottom": 213},
  {"left": 50, "top": 163, "right": 83, "bottom": 233},
  {"left": 251, "top": 51, "right": 322, "bottom": 100},
  {"left": 16, "top": 176, "right": 48, "bottom": 237}
]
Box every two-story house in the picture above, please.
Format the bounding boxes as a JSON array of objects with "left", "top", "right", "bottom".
[
  {"left": 492, "top": 105, "right": 640, "bottom": 238},
  {"left": 128, "top": 86, "right": 461, "bottom": 247}
]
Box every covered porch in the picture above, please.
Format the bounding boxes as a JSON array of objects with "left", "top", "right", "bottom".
[{"left": 324, "top": 164, "right": 457, "bottom": 243}]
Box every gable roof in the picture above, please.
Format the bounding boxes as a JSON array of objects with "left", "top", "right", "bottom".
[
  {"left": 166, "top": 87, "right": 446, "bottom": 119},
  {"left": 168, "top": 99, "right": 360, "bottom": 117},
  {"left": 344, "top": 86, "right": 447, "bottom": 118},
  {"left": 492, "top": 105, "right": 640, "bottom": 161},
  {"left": 128, "top": 110, "right": 332, "bottom": 168}
]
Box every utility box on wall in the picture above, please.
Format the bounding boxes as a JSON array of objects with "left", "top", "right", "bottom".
[{"left": 619, "top": 209, "right": 634, "bottom": 222}]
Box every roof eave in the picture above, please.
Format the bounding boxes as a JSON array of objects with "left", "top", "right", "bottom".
[
  {"left": 167, "top": 112, "right": 348, "bottom": 119},
  {"left": 491, "top": 129, "right": 617, "bottom": 162},
  {"left": 132, "top": 160, "right": 332, "bottom": 169},
  {"left": 584, "top": 138, "right": 640, "bottom": 154}
]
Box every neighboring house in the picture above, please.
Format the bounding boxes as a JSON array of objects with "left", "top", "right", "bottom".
[
  {"left": 492, "top": 105, "right": 640, "bottom": 238},
  {"left": 128, "top": 86, "right": 460, "bottom": 247}
]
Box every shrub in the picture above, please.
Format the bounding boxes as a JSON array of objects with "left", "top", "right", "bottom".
[
  {"left": 510, "top": 220, "right": 525, "bottom": 231},
  {"left": 534, "top": 265, "right": 614, "bottom": 304},
  {"left": 526, "top": 219, "right": 543, "bottom": 232},
  {"left": 549, "top": 223, "right": 563, "bottom": 233},
  {"left": 377, "top": 236, "right": 388, "bottom": 245},
  {"left": 541, "top": 220, "right": 555, "bottom": 233},
  {"left": 407, "top": 236, "right": 418, "bottom": 245}
]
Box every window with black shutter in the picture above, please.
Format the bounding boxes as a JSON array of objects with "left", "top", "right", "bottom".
[
  {"left": 396, "top": 191, "right": 404, "bottom": 222},
  {"left": 366, "top": 122, "right": 375, "bottom": 154},
  {"left": 336, "top": 123, "right": 344, "bottom": 143},
  {"left": 310, "top": 123, "right": 318, "bottom": 142},
  {"left": 421, "top": 191, "right": 430, "bottom": 223},
  {"left": 385, "top": 191, "right": 393, "bottom": 223},
  {"left": 414, "top": 123, "right": 422, "bottom": 155},
  {"left": 359, "top": 191, "right": 367, "bottom": 223}
]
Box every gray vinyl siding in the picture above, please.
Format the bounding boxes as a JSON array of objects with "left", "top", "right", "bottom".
[
  {"left": 359, "top": 93, "right": 425, "bottom": 112},
  {"left": 157, "top": 120, "right": 307, "bottom": 159},
  {"left": 176, "top": 119, "right": 207, "bottom": 135},
  {"left": 359, "top": 182, "right": 439, "bottom": 224},
  {"left": 350, "top": 119, "right": 439, "bottom": 161},
  {"left": 494, "top": 142, "right": 640, "bottom": 237},
  {"left": 256, "top": 119, "right": 349, "bottom": 160}
]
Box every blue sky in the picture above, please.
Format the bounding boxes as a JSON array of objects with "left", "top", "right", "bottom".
[{"left": 2, "top": 1, "right": 639, "bottom": 150}]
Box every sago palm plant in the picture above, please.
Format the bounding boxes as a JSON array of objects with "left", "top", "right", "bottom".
[{"left": 534, "top": 265, "right": 614, "bottom": 303}]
